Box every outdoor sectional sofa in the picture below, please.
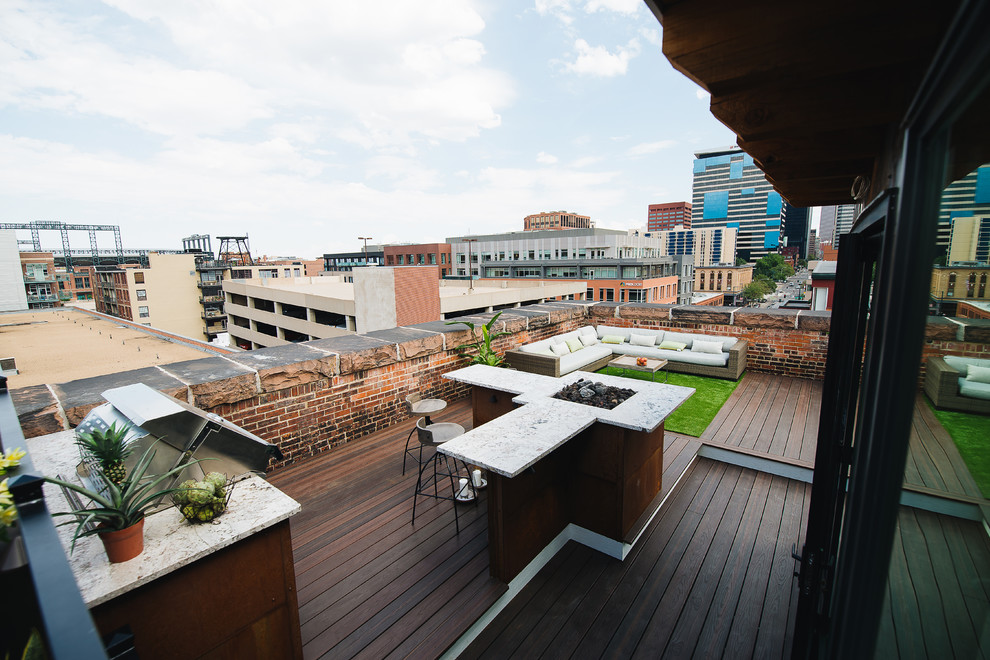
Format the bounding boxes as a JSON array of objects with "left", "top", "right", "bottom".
[
  {"left": 504, "top": 324, "right": 747, "bottom": 380},
  {"left": 923, "top": 355, "right": 990, "bottom": 414}
]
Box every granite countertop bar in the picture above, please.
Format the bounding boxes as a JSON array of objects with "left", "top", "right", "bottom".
[
  {"left": 437, "top": 399, "right": 597, "bottom": 478},
  {"left": 444, "top": 364, "right": 559, "bottom": 395},
  {"left": 26, "top": 430, "right": 300, "bottom": 607},
  {"left": 441, "top": 366, "right": 694, "bottom": 477}
]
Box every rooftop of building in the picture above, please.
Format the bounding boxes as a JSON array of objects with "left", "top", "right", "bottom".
[{"left": 0, "top": 308, "right": 225, "bottom": 388}]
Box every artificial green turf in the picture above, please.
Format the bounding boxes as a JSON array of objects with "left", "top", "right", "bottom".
[
  {"left": 597, "top": 366, "right": 743, "bottom": 437},
  {"left": 927, "top": 399, "right": 990, "bottom": 498}
]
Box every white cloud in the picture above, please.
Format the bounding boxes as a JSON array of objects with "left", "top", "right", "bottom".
[
  {"left": 571, "top": 155, "right": 601, "bottom": 167},
  {"left": 537, "top": 151, "right": 559, "bottom": 164},
  {"left": 627, "top": 140, "right": 676, "bottom": 156},
  {"left": 696, "top": 88, "right": 710, "bottom": 101},
  {"left": 1, "top": 1, "right": 513, "bottom": 147},
  {"left": 562, "top": 38, "right": 640, "bottom": 77},
  {"left": 584, "top": 0, "right": 642, "bottom": 14}
]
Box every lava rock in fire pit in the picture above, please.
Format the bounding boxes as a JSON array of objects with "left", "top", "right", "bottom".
[{"left": 553, "top": 378, "right": 636, "bottom": 410}]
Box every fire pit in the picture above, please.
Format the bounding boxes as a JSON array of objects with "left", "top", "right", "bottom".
[{"left": 553, "top": 378, "right": 636, "bottom": 410}]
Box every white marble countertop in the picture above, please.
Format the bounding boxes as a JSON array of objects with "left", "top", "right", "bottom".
[
  {"left": 26, "top": 430, "right": 300, "bottom": 607},
  {"left": 441, "top": 366, "right": 694, "bottom": 477},
  {"left": 437, "top": 399, "right": 597, "bottom": 478},
  {"left": 443, "top": 364, "right": 559, "bottom": 395}
]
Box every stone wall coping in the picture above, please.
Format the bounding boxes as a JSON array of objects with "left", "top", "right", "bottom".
[{"left": 13, "top": 301, "right": 990, "bottom": 440}]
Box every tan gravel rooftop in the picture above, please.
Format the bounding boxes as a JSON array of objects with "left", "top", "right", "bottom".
[{"left": 0, "top": 308, "right": 222, "bottom": 389}]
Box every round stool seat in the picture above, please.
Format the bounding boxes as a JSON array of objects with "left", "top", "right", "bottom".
[{"left": 416, "top": 418, "right": 465, "bottom": 447}]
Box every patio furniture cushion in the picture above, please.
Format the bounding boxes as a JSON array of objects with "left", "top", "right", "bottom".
[
  {"left": 602, "top": 335, "right": 624, "bottom": 344},
  {"left": 550, "top": 342, "right": 570, "bottom": 356},
  {"left": 579, "top": 334, "right": 599, "bottom": 347},
  {"left": 659, "top": 340, "right": 687, "bottom": 351},
  {"left": 559, "top": 344, "right": 612, "bottom": 374},
  {"left": 692, "top": 339, "right": 724, "bottom": 355},
  {"left": 959, "top": 379, "right": 990, "bottom": 400},
  {"left": 966, "top": 364, "right": 990, "bottom": 384},
  {"left": 629, "top": 333, "right": 656, "bottom": 347},
  {"left": 565, "top": 337, "right": 584, "bottom": 353}
]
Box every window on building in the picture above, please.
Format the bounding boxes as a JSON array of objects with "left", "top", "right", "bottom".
[
  {"left": 134, "top": 272, "right": 145, "bottom": 283},
  {"left": 948, "top": 272, "right": 956, "bottom": 296},
  {"left": 605, "top": 289, "right": 614, "bottom": 302},
  {"left": 138, "top": 306, "right": 150, "bottom": 318},
  {"left": 727, "top": 272, "right": 733, "bottom": 289},
  {"left": 587, "top": 288, "right": 594, "bottom": 300},
  {"left": 418, "top": 254, "right": 425, "bottom": 265},
  {"left": 717, "top": 272, "right": 723, "bottom": 291},
  {"left": 980, "top": 273, "right": 987, "bottom": 298},
  {"left": 967, "top": 273, "right": 976, "bottom": 297},
  {"left": 710, "top": 272, "right": 716, "bottom": 290},
  {"left": 136, "top": 289, "right": 147, "bottom": 300},
  {"left": 628, "top": 289, "right": 647, "bottom": 302}
]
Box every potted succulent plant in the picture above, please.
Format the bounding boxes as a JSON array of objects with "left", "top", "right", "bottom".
[{"left": 44, "top": 441, "right": 207, "bottom": 563}]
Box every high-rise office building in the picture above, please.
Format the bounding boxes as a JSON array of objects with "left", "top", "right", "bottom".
[
  {"left": 819, "top": 204, "right": 857, "bottom": 248},
  {"left": 947, "top": 215, "right": 990, "bottom": 264},
  {"left": 691, "top": 146, "right": 783, "bottom": 262},
  {"left": 938, "top": 163, "right": 990, "bottom": 257},
  {"left": 647, "top": 202, "right": 692, "bottom": 231},
  {"left": 782, "top": 203, "right": 810, "bottom": 259}
]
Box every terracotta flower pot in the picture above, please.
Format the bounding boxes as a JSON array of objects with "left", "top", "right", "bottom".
[{"left": 98, "top": 517, "right": 145, "bottom": 563}]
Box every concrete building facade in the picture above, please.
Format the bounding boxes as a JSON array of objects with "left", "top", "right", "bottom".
[
  {"left": 647, "top": 202, "right": 691, "bottom": 231},
  {"left": 447, "top": 228, "right": 694, "bottom": 304},
  {"left": 947, "top": 215, "right": 990, "bottom": 265},
  {"left": 0, "top": 231, "right": 28, "bottom": 312},
  {"left": 95, "top": 253, "right": 215, "bottom": 341},
  {"left": 648, "top": 226, "right": 737, "bottom": 268},
  {"left": 523, "top": 211, "right": 591, "bottom": 231},
  {"left": 937, "top": 163, "right": 990, "bottom": 253},
  {"left": 694, "top": 265, "right": 754, "bottom": 305},
  {"left": 223, "top": 270, "right": 586, "bottom": 349},
  {"left": 19, "top": 252, "right": 61, "bottom": 310},
  {"left": 691, "top": 146, "right": 783, "bottom": 262}
]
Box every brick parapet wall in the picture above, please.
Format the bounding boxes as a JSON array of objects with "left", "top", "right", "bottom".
[{"left": 12, "top": 301, "right": 989, "bottom": 469}]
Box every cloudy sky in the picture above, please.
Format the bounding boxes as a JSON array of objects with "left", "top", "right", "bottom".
[{"left": 0, "top": 0, "right": 740, "bottom": 258}]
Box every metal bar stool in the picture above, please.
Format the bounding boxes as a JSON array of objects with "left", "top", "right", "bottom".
[
  {"left": 411, "top": 417, "right": 476, "bottom": 533},
  {"left": 402, "top": 393, "right": 447, "bottom": 475}
]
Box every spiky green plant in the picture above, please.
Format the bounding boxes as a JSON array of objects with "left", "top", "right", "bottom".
[
  {"left": 75, "top": 422, "right": 133, "bottom": 485},
  {"left": 46, "top": 440, "right": 208, "bottom": 551},
  {"left": 445, "top": 310, "right": 512, "bottom": 367}
]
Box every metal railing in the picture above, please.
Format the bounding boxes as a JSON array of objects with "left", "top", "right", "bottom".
[{"left": 0, "top": 376, "right": 107, "bottom": 659}]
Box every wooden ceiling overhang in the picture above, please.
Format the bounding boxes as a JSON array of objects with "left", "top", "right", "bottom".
[{"left": 646, "top": 0, "right": 960, "bottom": 207}]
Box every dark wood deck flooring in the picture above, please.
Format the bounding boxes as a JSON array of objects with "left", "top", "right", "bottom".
[
  {"left": 267, "top": 371, "right": 990, "bottom": 659},
  {"left": 460, "top": 458, "right": 810, "bottom": 659}
]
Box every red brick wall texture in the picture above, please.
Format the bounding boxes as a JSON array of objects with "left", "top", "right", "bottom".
[{"left": 16, "top": 302, "right": 989, "bottom": 471}]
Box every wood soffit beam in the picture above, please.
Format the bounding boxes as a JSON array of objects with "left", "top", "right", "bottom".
[{"left": 651, "top": 0, "right": 962, "bottom": 205}]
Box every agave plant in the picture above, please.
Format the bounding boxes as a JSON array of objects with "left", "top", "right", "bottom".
[
  {"left": 445, "top": 310, "right": 512, "bottom": 367},
  {"left": 45, "top": 440, "right": 207, "bottom": 551}
]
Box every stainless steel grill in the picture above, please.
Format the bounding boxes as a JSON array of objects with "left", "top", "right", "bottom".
[{"left": 74, "top": 382, "right": 283, "bottom": 497}]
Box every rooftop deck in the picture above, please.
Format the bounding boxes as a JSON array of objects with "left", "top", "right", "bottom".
[{"left": 268, "top": 371, "right": 990, "bottom": 659}]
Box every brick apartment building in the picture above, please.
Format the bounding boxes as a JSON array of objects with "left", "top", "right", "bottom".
[
  {"left": 647, "top": 202, "right": 692, "bottom": 231},
  {"left": 383, "top": 243, "right": 452, "bottom": 277}
]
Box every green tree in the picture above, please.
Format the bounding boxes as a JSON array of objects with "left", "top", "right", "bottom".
[
  {"left": 742, "top": 282, "right": 769, "bottom": 302},
  {"left": 735, "top": 256, "right": 749, "bottom": 266},
  {"left": 798, "top": 258, "right": 808, "bottom": 269},
  {"left": 754, "top": 253, "right": 795, "bottom": 282}
]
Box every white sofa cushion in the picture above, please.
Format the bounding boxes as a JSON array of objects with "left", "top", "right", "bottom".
[
  {"left": 559, "top": 344, "right": 612, "bottom": 374},
  {"left": 959, "top": 378, "right": 990, "bottom": 400},
  {"left": 944, "top": 355, "right": 990, "bottom": 372},
  {"left": 521, "top": 338, "right": 555, "bottom": 354},
  {"left": 967, "top": 364, "right": 990, "bottom": 384},
  {"left": 692, "top": 339, "right": 724, "bottom": 355},
  {"left": 550, "top": 342, "right": 570, "bottom": 356},
  {"left": 629, "top": 332, "right": 657, "bottom": 347}
]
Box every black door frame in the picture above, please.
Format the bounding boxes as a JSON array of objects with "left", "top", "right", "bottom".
[{"left": 793, "top": 1, "right": 990, "bottom": 656}]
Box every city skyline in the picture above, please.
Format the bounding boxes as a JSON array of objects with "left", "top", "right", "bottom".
[{"left": 0, "top": 1, "right": 741, "bottom": 258}]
